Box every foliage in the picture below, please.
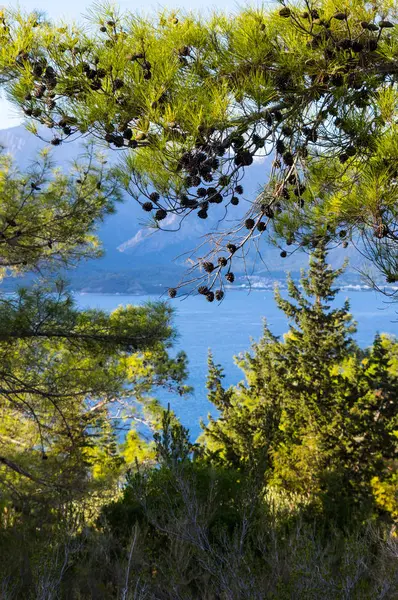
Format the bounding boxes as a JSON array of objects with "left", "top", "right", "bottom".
[
  {"left": 202, "top": 246, "right": 398, "bottom": 524},
  {"left": 0, "top": 247, "right": 396, "bottom": 595},
  {"left": 0, "top": 143, "right": 120, "bottom": 278},
  {"left": 0, "top": 1, "right": 397, "bottom": 294},
  {"left": 0, "top": 282, "right": 188, "bottom": 504},
  {"left": 0, "top": 100, "right": 189, "bottom": 519},
  {"left": 0, "top": 3, "right": 397, "bottom": 596},
  {"left": 1, "top": 447, "right": 398, "bottom": 599}
]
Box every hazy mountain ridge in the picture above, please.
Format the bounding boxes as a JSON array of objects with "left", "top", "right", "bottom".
[{"left": 0, "top": 125, "right": 374, "bottom": 294}]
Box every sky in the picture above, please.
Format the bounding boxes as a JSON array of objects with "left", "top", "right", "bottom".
[{"left": 0, "top": 0, "right": 249, "bottom": 128}]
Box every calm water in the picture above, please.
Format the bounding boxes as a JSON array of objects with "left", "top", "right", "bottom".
[{"left": 76, "top": 289, "right": 397, "bottom": 439}]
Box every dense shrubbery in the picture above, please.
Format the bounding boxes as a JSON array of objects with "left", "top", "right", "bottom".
[
  {"left": 0, "top": 248, "right": 397, "bottom": 599},
  {"left": 1, "top": 421, "right": 398, "bottom": 599},
  {"left": 1, "top": 445, "right": 398, "bottom": 599}
]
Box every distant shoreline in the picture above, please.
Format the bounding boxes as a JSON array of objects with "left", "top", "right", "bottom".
[{"left": 74, "top": 284, "right": 398, "bottom": 296}]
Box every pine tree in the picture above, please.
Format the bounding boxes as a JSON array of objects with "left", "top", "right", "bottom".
[
  {"left": 202, "top": 246, "right": 398, "bottom": 523},
  {"left": 0, "top": 283, "right": 189, "bottom": 511},
  {"left": 0, "top": 145, "right": 119, "bottom": 277},
  {"left": 0, "top": 135, "right": 190, "bottom": 508},
  {"left": 1, "top": 1, "right": 397, "bottom": 291},
  {"left": 154, "top": 404, "right": 193, "bottom": 466}
]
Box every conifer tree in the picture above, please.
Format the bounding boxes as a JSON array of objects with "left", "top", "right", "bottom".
[
  {"left": 0, "top": 283, "right": 189, "bottom": 510},
  {"left": 1, "top": 1, "right": 397, "bottom": 295},
  {"left": 0, "top": 144, "right": 119, "bottom": 276},
  {"left": 0, "top": 135, "right": 189, "bottom": 508},
  {"left": 203, "top": 246, "right": 398, "bottom": 523}
]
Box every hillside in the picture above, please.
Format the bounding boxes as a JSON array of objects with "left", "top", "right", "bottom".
[{"left": 0, "top": 125, "right": 372, "bottom": 293}]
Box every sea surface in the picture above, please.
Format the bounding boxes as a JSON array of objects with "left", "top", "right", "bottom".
[{"left": 76, "top": 288, "right": 397, "bottom": 440}]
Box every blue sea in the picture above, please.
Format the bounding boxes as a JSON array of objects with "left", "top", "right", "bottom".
[{"left": 76, "top": 289, "right": 397, "bottom": 439}]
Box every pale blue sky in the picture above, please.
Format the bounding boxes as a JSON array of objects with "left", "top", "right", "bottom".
[{"left": 1, "top": 0, "right": 255, "bottom": 128}]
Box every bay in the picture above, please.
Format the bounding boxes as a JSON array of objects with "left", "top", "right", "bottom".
[{"left": 76, "top": 289, "right": 397, "bottom": 439}]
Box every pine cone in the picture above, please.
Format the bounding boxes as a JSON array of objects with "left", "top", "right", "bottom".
[
  {"left": 281, "top": 125, "right": 292, "bottom": 136},
  {"left": 279, "top": 7, "right": 291, "bottom": 17},
  {"left": 234, "top": 151, "right": 253, "bottom": 167},
  {"left": 208, "top": 192, "right": 222, "bottom": 204},
  {"left": 262, "top": 205, "right": 275, "bottom": 219},
  {"left": 155, "top": 209, "right": 167, "bottom": 221},
  {"left": 198, "top": 286, "right": 209, "bottom": 295},
  {"left": 32, "top": 64, "right": 43, "bottom": 77},
  {"left": 257, "top": 221, "right": 266, "bottom": 232},
  {"left": 276, "top": 139, "right": 286, "bottom": 154},
  {"left": 178, "top": 46, "right": 190, "bottom": 56},
  {"left": 203, "top": 261, "right": 215, "bottom": 273},
  {"left": 113, "top": 136, "right": 124, "bottom": 148},
  {"left": 282, "top": 152, "right": 294, "bottom": 166}
]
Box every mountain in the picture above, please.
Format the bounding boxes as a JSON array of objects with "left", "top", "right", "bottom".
[{"left": 0, "top": 125, "right": 371, "bottom": 293}]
